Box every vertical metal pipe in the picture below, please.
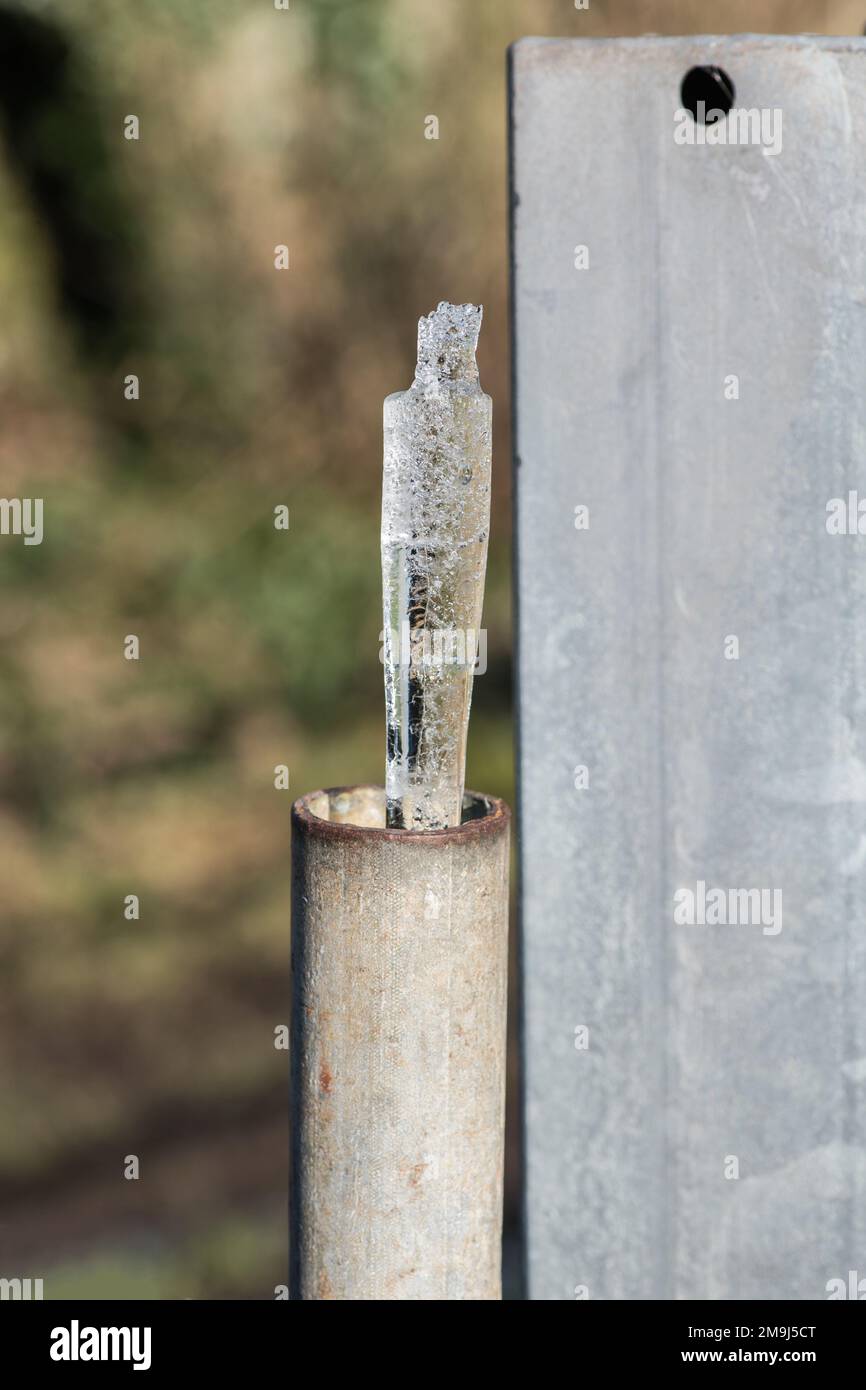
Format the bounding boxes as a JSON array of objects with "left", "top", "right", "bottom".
[{"left": 290, "top": 784, "right": 510, "bottom": 1300}]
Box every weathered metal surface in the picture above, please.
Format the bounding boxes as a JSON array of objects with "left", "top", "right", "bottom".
[
  {"left": 511, "top": 36, "right": 866, "bottom": 1300},
  {"left": 290, "top": 785, "right": 510, "bottom": 1300}
]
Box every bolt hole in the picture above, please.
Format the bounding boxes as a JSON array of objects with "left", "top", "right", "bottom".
[{"left": 681, "top": 66, "right": 735, "bottom": 125}]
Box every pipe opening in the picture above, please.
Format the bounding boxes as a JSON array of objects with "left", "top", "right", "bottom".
[{"left": 302, "top": 785, "right": 495, "bottom": 830}]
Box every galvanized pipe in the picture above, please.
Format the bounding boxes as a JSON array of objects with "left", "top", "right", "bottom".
[{"left": 290, "top": 784, "right": 510, "bottom": 1300}]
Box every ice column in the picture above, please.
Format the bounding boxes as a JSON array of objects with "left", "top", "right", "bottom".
[{"left": 381, "top": 302, "right": 492, "bottom": 829}]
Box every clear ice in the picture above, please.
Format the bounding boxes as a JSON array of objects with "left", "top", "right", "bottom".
[{"left": 381, "top": 302, "right": 492, "bottom": 830}]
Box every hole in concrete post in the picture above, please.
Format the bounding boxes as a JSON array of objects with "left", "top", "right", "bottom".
[{"left": 680, "top": 66, "right": 735, "bottom": 124}]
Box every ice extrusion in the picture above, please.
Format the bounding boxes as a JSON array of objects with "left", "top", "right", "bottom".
[{"left": 381, "top": 303, "right": 492, "bottom": 830}]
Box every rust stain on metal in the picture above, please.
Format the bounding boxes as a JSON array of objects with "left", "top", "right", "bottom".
[
  {"left": 319, "top": 1063, "right": 333, "bottom": 1095},
  {"left": 406, "top": 1161, "right": 427, "bottom": 1188}
]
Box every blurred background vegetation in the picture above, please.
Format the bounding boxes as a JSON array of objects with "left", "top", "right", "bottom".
[{"left": 0, "top": 0, "right": 855, "bottom": 1299}]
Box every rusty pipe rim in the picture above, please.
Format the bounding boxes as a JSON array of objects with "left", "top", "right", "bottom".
[{"left": 291, "top": 784, "right": 510, "bottom": 845}]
